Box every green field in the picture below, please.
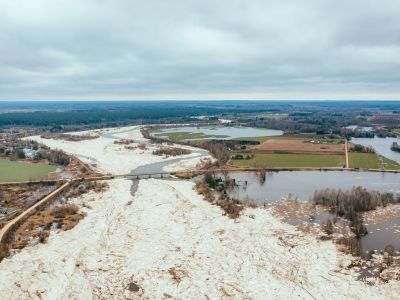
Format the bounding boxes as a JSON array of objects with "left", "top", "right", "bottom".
[
  {"left": 0, "top": 158, "right": 57, "bottom": 182},
  {"left": 231, "top": 153, "right": 345, "bottom": 168},
  {"left": 348, "top": 153, "right": 400, "bottom": 169},
  {"left": 155, "top": 131, "right": 229, "bottom": 141}
]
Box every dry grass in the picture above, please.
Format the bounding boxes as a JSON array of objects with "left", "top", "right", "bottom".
[
  {"left": 113, "top": 139, "right": 134, "bottom": 145},
  {"left": 50, "top": 204, "right": 79, "bottom": 218},
  {"left": 1, "top": 181, "right": 108, "bottom": 260},
  {"left": 216, "top": 195, "right": 244, "bottom": 219},
  {"left": 254, "top": 139, "right": 345, "bottom": 155},
  {"left": 269, "top": 199, "right": 328, "bottom": 223},
  {"left": 10, "top": 204, "right": 85, "bottom": 249},
  {"left": 138, "top": 143, "right": 147, "bottom": 150},
  {"left": 195, "top": 182, "right": 215, "bottom": 203},
  {"left": 0, "top": 244, "right": 9, "bottom": 261},
  {"left": 168, "top": 266, "right": 188, "bottom": 284},
  {"left": 40, "top": 133, "right": 98, "bottom": 141},
  {"left": 195, "top": 181, "right": 244, "bottom": 219},
  {"left": 65, "top": 181, "right": 108, "bottom": 198},
  {"left": 152, "top": 147, "right": 192, "bottom": 157}
]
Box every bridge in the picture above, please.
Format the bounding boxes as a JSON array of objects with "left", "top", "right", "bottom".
[
  {"left": 1, "top": 166, "right": 400, "bottom": 248},
  {"left": 1, "top": 166, "right": 400, "bottom": 187}
]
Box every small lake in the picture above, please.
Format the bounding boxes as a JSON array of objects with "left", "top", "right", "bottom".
[
  {"left": 351, "top": 137, "right": 400, "bottom": 164},
  {"left": 154, "top": 126, "right": 283, "bottom": 140}
]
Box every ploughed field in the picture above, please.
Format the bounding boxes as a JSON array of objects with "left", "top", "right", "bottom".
[
  {"left": 253, "top": 138, "right": 345, "bottom": 155},
  {"left": 0, "top": 158, "right": 57, "bottom": 182}
]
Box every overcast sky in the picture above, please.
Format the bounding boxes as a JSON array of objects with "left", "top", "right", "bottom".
[{"left": 0, "top": 0, "right": 399, "bottom": 100}]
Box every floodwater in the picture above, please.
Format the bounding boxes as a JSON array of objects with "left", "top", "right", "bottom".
[
  {"left": 154, "top": 126, "right": 283, "bottom": 140},
  {"left": 225, "top": 171, "right": 400, "bottom": 204},
  {"left": 351, "top": 137, "right": 400, "bottom": 164},
  {"left": 362, "top": 217, "right": 400, "bottom": 254},
  {"left": 105, "top": 126, "right": 400, "bottom": 256},
  {"left": 223, "top": 170, "right": 400, "bottom": 254}
]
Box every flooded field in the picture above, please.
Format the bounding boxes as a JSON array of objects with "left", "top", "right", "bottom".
[{"left": 351, "top": 137, "right": 400, "bottom": 164}]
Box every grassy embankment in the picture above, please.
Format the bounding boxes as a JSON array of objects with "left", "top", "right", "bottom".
[
  {"left": 232, "top": 153, "right": 344, "bottom": 168},
  {"left": 348, "top": 153, "right": 400, "bottom": 169},
  {"left": 0, "top": 158, "right": 57, "bottom": 182}
]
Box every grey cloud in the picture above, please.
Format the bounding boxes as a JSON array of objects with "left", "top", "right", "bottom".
[{"left": 0, "top": 0, "right": 399, "bottom": 100}]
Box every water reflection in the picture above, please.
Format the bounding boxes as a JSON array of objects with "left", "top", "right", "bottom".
[
  {"left": 351, "top": 137, "right": 400, "bottom": 164},
  {"left": 223, "top": 170, "right": 400, "bottom": 255},
  {"left": 225, "top": 171, "right": 400, "bottom": 204}
]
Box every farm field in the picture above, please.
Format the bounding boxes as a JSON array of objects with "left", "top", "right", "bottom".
[
  {"left": 231, "top": 153, "right": 345, "bottom": 168},
  {"left": 0, "top": 158, "right": 57, "bottom": 182},
  {"left": 253, "top": 138, "right": 345, "bottom": 155},
  {"left": 348, "top": 153, "right": 400, "bottom": 169}
]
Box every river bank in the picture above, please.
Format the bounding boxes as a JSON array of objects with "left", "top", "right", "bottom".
[{"left": 0, "top": 125, "right": 399, "bottom": 299}]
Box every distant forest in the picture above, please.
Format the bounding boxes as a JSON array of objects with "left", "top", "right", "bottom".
[{"left": 0, "top": 101, "right": 399, "bottom": 133}]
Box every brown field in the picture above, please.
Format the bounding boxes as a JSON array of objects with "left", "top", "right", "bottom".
[{"left": 253, "top": 139, "right": 345, "bottom": 155}]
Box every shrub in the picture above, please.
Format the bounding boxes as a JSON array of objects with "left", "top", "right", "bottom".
[
  {"left": 50, "top": 204, "right": 79, "bottom": 218},
  {"left": 138, "top": 143, "right": 147, "bottom": 150},
  {"left": 152, "top": 147, "right": 191, "bottom": 157},
  {"left": 312, "top": 187, "right": 397, "bottom": 237}
]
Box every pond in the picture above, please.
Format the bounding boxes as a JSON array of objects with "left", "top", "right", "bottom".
[
  {"left": 153, "top": 126, "right": 283, "bottom": 140},
  {"left": 351, "top": 137, "right": 400, "bottom": 164}
]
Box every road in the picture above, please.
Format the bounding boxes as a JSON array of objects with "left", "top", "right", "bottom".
[
  {"left": 345, "top": 140, "right": 349, "bottom": 168},
  {"left": 1, "top": 165, "right": 400, "bottom": 246},
  {"left": 0, "top": 181, "right": 72, "bottom": 243}
]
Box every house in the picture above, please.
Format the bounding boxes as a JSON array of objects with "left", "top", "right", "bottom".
[{"left": 23, "top": 148, "right": 38, "bottom": 159}]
